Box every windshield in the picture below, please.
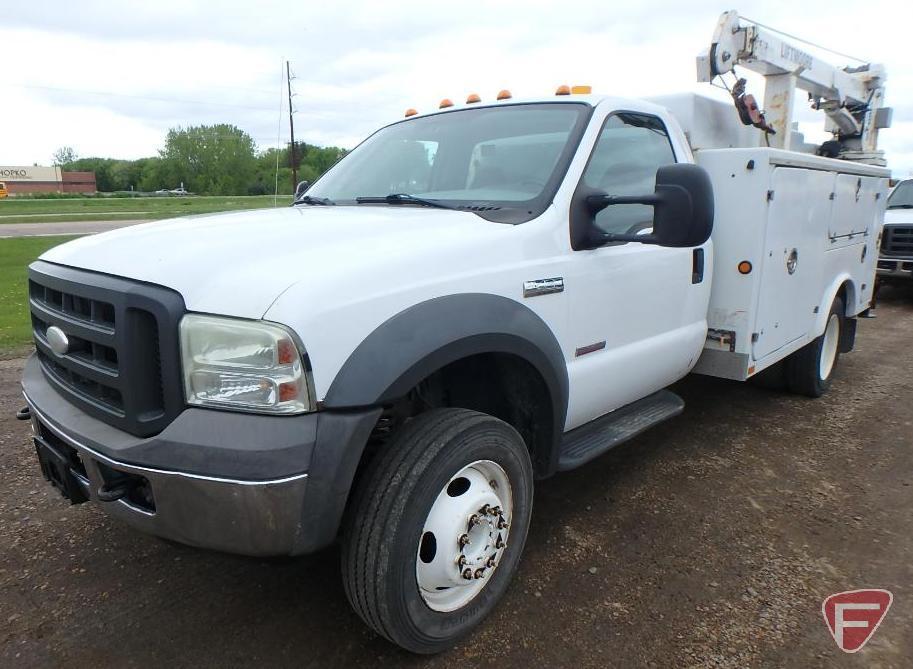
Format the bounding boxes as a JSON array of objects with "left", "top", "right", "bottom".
[
  {"left": 888, "top": 180, "right": 913, "bottom": 209},
  {"left": 306, "top": 103, "right": 591, "bottom": 223}
]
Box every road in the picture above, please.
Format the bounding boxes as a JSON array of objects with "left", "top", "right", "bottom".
[
  {"left": 1, "top": 286, "right": 912, "bottom": 668},
  {"left": 0, "top": 220, "right": 148, "bottom": 238}
]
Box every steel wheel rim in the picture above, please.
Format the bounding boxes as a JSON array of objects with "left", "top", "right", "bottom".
[
  {"left": 820, "top": 313, "right": 840, "bottom": 380},
  {"left": 415, "top": 459, "right": 513, "bottom": 612}
]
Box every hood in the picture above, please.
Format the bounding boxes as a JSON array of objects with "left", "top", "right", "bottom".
[
  {"left": 40, "top": 206, "right": 504, "bottom": 319},
  {"left": 885, "top": 208, "right": 913, "bottom": 225}
]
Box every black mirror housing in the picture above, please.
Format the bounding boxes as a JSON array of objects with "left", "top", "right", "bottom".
[
  {"left": 294, "top": 180, "right": 310, "bottom": 199},
  {"left": 572, "top": 163, "right": 714, "bottom": 250},
  {"left": 650, "top": 163, "right": 714, "bottom": 247}
]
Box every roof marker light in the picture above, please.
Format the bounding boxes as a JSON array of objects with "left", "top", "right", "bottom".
[
  {"left": 466, "top": 93, "right": 481, "bottom": 104},
  {"left": 439, "top": 98, "right": 454, "bottom": 109},
  {"left": 404, "top": 108, "right": 418, "bottom": 117},
  {"left": 571, "top": 85, "right": 592, "bottom": 94},
  {"left": 555, "top": 85, "right": 571, "bottom": 95},
  {"left": 496, "top": 89, "right": 512, "bottom": 100}
]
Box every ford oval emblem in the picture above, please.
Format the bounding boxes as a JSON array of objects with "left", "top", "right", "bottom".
[{"left": 46, "top": 326, "right": 70, "bottom": 356}]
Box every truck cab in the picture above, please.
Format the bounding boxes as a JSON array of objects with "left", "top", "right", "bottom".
[{"left": 878, "top": 179, "right": 913, "bottom": 281}]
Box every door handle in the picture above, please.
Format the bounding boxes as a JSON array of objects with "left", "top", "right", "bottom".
[{"left": 692, "top": 248, "right": 705, "bottom": 284}]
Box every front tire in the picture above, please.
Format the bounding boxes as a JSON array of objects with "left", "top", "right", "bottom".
[
  {"left": 787, "top": 295, "right": 844, "bottom": 397},
  {"left": 341, "top": 409, "right": 533, "bottom": 654}
]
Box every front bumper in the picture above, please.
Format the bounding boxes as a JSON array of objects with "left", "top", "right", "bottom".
[
  {"left": 21, "top": 354, "right": 381, "bottom": 557},
  {"left": 876, "top": 258, "right": 913, "bottom": 280}
]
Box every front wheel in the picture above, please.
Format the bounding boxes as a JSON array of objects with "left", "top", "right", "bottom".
[
  {"left": 341, "top": 408, "right": 533, "bottom": 654},
  {"left": 787, "top": 295, "right": 844, "bottom": 397}
]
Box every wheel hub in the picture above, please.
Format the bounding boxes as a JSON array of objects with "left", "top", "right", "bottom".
[
  {"left": 416, "top": 460, "right": 512, "bottom": 612},
  {"left": 457, "top": 504, "right": 508, "bottom": 580}
]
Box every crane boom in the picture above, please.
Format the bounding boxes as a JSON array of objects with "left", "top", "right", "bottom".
[{"left": 697, "top": 10, "right": 891, "bottom": 165}]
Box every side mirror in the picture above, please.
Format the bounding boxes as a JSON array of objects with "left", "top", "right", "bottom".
[
  {"left": 294, "top": 180, "right": 310, "bottom": 199},
  {"left": 581, "top": 163, "right": 714, "bottom": 248}
]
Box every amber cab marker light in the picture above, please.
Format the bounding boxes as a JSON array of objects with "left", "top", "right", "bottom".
[
  {"left": 496, "top": 89, "right": 512, "bottom": 100},
  {"left": 466, "top": 93, "right": 481, "bottom": 104},
  {"left": 571, "top": 85, "right": 592, "bottom": 94},
  {"left": 555, "top": 85, "right": 571, "bottom": 96},
  {"left": 738, "top": 260, "right": 753, "bottom": 274},
  {"left": 404, "top": 108, "right": 418, "bottom": 117},
  {"left": 439, "top": 98, "right": 454, "bottom": 109}
]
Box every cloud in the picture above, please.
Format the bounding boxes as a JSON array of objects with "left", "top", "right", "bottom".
[{"left": 1, "top": 0, "right": 910, "bottom": 175}]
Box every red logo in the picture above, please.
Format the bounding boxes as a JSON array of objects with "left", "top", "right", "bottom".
[{"left": 822, "top": 589, "right": 893, "bottom": 653}]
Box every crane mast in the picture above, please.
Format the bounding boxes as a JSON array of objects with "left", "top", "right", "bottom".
[{"left": 697, "top": 10, "right": 892, "bottom": 166}]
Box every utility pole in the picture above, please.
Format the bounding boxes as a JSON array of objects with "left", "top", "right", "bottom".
[{"left": 286, "top": 60, "right": 298, "bottom": 190}]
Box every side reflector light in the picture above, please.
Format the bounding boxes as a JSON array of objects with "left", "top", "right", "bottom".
[
  {"left": 738, "top": 261, "right": 753, "bottom": 274},
  {"left": 466, "top": 93, "right": 481, "bottom": 104},
  {"left": 555, "top": 85, "right": 571, "bottom": 95},
  {"left": 404, "top": 108, "right": 418, "bottom": 117},
  {"left": 496, "top": 89, "right": 512, "bottom": 100},
  {"left": 571, "top": 85, "right": 592, "bottom": 94},
  {"left": 439, "top": 98, "right": 454, "bottom": 109}
]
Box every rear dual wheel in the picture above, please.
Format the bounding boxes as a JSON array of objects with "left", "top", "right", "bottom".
[
  {"left": 341, "top": 408, "right": 533, "bottom": 654},
  {"left": 786, "top": 295, "right": 844, "bottom": 397}
]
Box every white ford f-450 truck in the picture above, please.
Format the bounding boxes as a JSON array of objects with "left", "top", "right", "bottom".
[{"left": 17, "top": 12, "right": 892, "bottom": 654}]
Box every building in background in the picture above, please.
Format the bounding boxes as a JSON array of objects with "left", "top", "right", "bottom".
[{"left": 0, "top": 166, "right": 97, "bottom": 195}]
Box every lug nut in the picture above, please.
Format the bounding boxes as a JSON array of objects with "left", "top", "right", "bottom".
[
  {"left": 458, "top": 533, "right": 470, "bottom": 547},
  {"left": 495, "top": 537, "right": 505, "bottom": 549},
  {"left": 469, "top": 514, "right": 482, "bottom": 527},
  {"left": 486, "top": 557, "right": 496, "bottom": 568},
  {"left": 457, "top": 555, "right": 467, "bottom": 566},
  {"left": 491, "top": 506, "right": 502, "bottom": 516},
  {"left": 474, "top": 568, "right": 485, "bottom": 579},
  {"left": 480, "top": 504, "right": 492, "bottom": 515},
  {"left": 462, "top": 568, "right": 473, "bottom": 580},
  {"left": 497, "top": 518, "right": 509, "bottom": 529}
]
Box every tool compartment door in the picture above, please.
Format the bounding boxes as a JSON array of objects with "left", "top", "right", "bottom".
[
  {"left": 829, "top": 174, "right": 879, "bottom": 249},
  {"left": 752, "top": 167, "right": 832, "bottom": 360}
]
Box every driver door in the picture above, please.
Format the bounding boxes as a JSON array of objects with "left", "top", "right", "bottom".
[{"left": 564, "top": 111, "right": 709, "bottom": 429}]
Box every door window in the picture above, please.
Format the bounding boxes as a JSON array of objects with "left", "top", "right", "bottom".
[{"left": 580, "top": 113, "right": 676, "bottom": 236}]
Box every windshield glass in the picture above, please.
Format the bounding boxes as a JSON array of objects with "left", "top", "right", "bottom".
[
  {"left": 306, "top": 103, "right": 591, "bottom": 223},
  {"left": 888, "top": 180, "right": 913, "bottom": 209}
]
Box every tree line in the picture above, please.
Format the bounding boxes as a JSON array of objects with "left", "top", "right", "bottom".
[{"left": 55, "top": 124, "right": 347, "bottom": 196}]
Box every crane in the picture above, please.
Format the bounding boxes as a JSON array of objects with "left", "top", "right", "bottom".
[{"left": 697, "top": 10, "right": 892, "bottom": 166}]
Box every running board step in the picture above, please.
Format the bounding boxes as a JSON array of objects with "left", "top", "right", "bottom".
[{"left": 557, "top": 390, "right": 684, "bottom": 472}]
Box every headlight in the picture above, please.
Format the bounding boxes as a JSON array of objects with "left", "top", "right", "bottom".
[{"left": 180, "top": 314, "right": 312, "bottom": 414}]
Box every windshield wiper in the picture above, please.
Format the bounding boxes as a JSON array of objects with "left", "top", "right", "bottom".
[
  {"left": 355, "top": 193, "right": 459, "bottom": 210},
  {"left": 888, "top": 204, "right": 913, "bottom": 209},
  {"left": 293, "top": 195, "right": 335, "bottom": 206}
]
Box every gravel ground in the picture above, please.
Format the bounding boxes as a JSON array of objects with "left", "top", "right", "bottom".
[{"left": 1, "top": 286, "right": 912, "bottom": 668}]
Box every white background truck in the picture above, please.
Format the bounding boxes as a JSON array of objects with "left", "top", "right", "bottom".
[
  {"left": 878, "top": 178, "right": 913, "bottom": 282},
  {"left": 18, "top": 11, "right": 889, "bottom": 654}
]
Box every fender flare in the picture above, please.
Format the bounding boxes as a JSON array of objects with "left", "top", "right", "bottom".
[{"left": 323, "top": 293, "right": 569, "bottom": 468}]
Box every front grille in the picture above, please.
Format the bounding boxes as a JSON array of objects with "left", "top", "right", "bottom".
[
  {"left": 29, "top": 261, "right": 185, "bottom": 437},
  {"left": 881, "top": 225, "right": 913, "bottom": 258}
]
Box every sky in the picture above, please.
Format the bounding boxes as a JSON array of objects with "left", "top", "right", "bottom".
[{"left": 2, "top": 0, "right": 911, "bottom": 177}]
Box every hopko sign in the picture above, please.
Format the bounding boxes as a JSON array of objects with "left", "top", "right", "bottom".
[{"left": 0, "top": 166, "right": 62, "bottom": 182}]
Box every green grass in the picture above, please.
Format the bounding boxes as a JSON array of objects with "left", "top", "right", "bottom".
[
  {"left": 0, "top": 236, "right": 78, "bottom": 355},
  {"left": 0, "top": 195, "right": 293, "bottom": 225}
]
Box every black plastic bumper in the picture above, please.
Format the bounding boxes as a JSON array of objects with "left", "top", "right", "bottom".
[{"left": 21, "top": 354, "right": 381, "bottom": 556}]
